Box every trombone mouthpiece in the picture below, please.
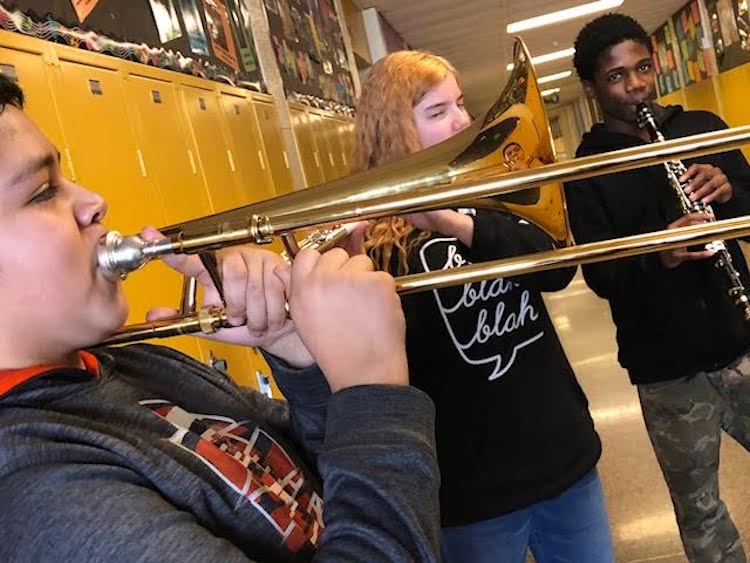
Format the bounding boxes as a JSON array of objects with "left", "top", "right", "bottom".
[{"left": 97, "top": 231, "right": 151, "bottom": 281}]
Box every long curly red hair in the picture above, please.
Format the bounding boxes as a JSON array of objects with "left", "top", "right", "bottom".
[{"left": 353, "top": 51, "right": 460, "bottom": 274}]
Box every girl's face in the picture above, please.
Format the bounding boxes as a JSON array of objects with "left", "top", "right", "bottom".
[{"left": 412, "top": 74, "right": 472, "bottom": 149}]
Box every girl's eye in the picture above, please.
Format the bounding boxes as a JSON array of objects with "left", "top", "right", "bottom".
[{"left": 29, "top": 183, "right": 59, "bottom": 205}]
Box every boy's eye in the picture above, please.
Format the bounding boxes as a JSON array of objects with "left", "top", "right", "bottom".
[
  {"left": 639, "top": 62, "right": 653, "bottom": 72},
  {"left": 28, "top": 183, "right": 59, "bottom": 205},
  {"left": 608, "top": 72, "right": 622, "bottom": 83}
]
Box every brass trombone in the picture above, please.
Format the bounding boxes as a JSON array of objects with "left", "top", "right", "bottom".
[{"left": 101, "top": 39, "right": 750, "bottom": 345}]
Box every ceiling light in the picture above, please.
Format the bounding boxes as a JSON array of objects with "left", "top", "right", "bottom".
[
  {"left": 541, "top": 87, "right": 561, "bottom": 97},
  {"left": 506, "top": 47, "right": 576, "bottom": 71},
  {"left": 506, "top": 0, "right": 624, "bottom": 33},
  {"left": 538, "top": 70, "right": 573, "bottom": 84}
]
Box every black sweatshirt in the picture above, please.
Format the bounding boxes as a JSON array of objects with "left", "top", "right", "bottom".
[
  {"left": 564, "top": 105, "right": 750, "bottom": 385},
  {"left": 395, "top": 211, "right": 601, "bottom": 527}
]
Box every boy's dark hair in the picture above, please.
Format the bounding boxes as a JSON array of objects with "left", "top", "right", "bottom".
[
  {"left": 0, "top": 74, "right": 25, "bottom": 112},
  {"left": 573, "top": 13, "right": 652, "bottom": 81}
]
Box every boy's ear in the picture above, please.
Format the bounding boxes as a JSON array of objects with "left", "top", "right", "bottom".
[{"left": 581, "top": 80, "right": 595, "bottom": 99}]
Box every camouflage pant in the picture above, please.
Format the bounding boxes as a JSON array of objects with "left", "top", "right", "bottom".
[{"left": 638, "top": 352, "right": 750, "bottom": 563}]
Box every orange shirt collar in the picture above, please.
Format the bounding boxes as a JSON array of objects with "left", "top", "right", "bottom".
[{"left": 0, "top": 351, "right": 100, "bottom": 397}]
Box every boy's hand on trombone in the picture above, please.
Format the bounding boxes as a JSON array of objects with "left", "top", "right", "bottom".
[
  {"left": 276, "top": 248, "right": 409, "bottom": 392},
  {"left": 141, "top": 227, "right": 314, "bottom": 368}
]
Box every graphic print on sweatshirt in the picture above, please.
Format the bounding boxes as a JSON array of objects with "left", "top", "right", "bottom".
[
  {"left": 141, "top": 400, "right": 323, "bottom": 552},
  {"left": 419, "top": 237, "right": 544, "bottom": 381}
]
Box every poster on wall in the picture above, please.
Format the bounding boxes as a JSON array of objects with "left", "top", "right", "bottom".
[
  {"left": 70, "top": 0, "right": 99, "bottom": 23},
  {"left": 651, "top": 23, "right": 682, "bottom": 96},
  {"left": 227, "top": 0, "right": 258, "bottom": 72},
  {"left": 148, "top": 0, "right": 183, "bottom": 44},
  {"left": 706, "top": 0, "right": 750, "bottom": 71},
  {"left": 180, "top": 0, "right": 210, "bottom": 55},
  {"left": 203, "top": 0, "right": 239, "bottom": 70},
  {"left": 264, "top": 0, "right": 355, "bottom": 106},
  {"left": 672, "top": 0, "right": 716, "bottom": 85}
]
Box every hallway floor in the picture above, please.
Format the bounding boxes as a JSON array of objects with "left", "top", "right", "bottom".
[{"left": 544, "top": 272, "right": 750, "bottom": 562}]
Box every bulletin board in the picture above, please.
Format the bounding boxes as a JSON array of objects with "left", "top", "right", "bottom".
[
  {"left": 705, "top": 0, "right": 750, "bottom": 72},
  {"left": 651, "top": 22, "right": 683, "bottom": 96},
  {"left": 672, "top": 0, "right": 716, "bottom": 85},
  {"left": 263, "top": 0, "right": 355, "bottom": 108},
  {"left": 0, "top": 0, "right": 263, "bottom": 90}
]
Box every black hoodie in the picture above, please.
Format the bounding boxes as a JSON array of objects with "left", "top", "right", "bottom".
[{"left": 564, "top": 105, "right": 750, "bottom": 385}]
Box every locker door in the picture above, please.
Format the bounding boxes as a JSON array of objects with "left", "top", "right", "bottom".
[
  {"left": 0, "top": 47, "right": 68, "bottom": 176},
  {"left": 339, "top": 121, "right": 356, "bottom": 174},
  {"left": 218, "top": 93, "right": 275, "bottom": 203},
  {"left": 123, "top": 74, "right": 213, "bottom": 225},
  {"left": 310, "top": 112, "right": 337, "bottom": 181},
  {"left": 179, "top": 85, "right": 245, "bottom": 212},
  {"left": 50, "top": 60, "right": 201, "bottom": 358},
  {"left": 128, "top": 80, "right": 257, "bottom": 383},
  {"left": 290, "top": 106, "right": 324, "bottom": 187},
  {"left": 200, "top": 340, "right": 258, "bottom": 391},
  {"left": 329, "top": 119, "right": 351, "bottom": 177},
  {"left": 252, "top": 100, "right": 293, "bottom": 195}
]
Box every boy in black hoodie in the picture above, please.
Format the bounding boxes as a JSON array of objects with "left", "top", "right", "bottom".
[{"left": 565, "top": 13, "right": 750, "bottom": 563}]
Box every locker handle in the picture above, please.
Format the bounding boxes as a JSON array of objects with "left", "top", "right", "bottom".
[
  {"left": 136, "top": 149, "right": 148, "bottom": 178},
  {"left": 313, "top": 151, "right": 321, "bottom": 168},
  {"left": 187, "top": 149, "right": 197, "bottom": 174},
  {"left": 328, "top": 152, "right": 335, "bottom": 167},
  {"left": 257, "top": 149, "right": 266, "bottom": 170},
  {"left": 341, "top": 151, "right": 347, "bottom": 166},
  {"left": 282, "top": 150, "right": 290, "bottom": 169},
  {"left": 227, "top": 149, "right": 236, "bottom": 172}
]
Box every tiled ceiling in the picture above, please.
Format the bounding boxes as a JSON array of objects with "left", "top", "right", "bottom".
[{"left": 353, "top": 0, "right": 691, "bottom": 113}]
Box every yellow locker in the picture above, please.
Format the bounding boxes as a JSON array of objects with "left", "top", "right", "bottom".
[
  {"left": 218, "top": 90, "right": 276, "bottom": 203},
  {"left": 252, "top": 99, "right": 293, "bottom": 194},
  {"left": 330, "top": 118, "right": 353, "bottom": 177},
  {"left": 683, "top": 79, "right": 720, "bottom": 115},
  {"left": 48, "top": 55, "right": 203, "bottom": 358},
  {"left": 324, "top": 115, "right": 347, "bottom": 179},
  {"left": 717, "top": 65, "right": 750, "bottom": 160},
  {"left": 290, "top": 104, "right": 325, "bottom": 187},
  {"left": 122, "top": 73, "right": 213, "bottom": 225},
  {"left": 338, "top": 121, "right": 356, "bottom": 175},
  {"left": 0, "top": 45, "right": 68, "bottom": 170},
  {"left": 658, "top": 90, "right": 686, "bottom": 108},
  {"left": 179, "top": 83, "right": 245, "bottom": 212},
  {"left": 309, "top": 111, "right": 338, "bottom": 180}
]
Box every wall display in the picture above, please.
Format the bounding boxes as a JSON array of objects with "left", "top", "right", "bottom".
[
  {"left": 71, "top": 0, "right": 99, "bottom": 23},
  {"left": 0, "top": 1, "right": 262, "bottom": 90},
  {"left": 651, "top": 23, "right": 683, "bottom": 96},
  {"left": 672, "top": 0, "right": 716, "bottom": 85},
  {"left": 149, "top": 0, "right": 182, "bottom": 44},
  {"left": 706, "top": 0, "right": 750, "bottom": 71},
  {"left": 180, "top": 0, "right": 209, "bottom": 56},
  {"left": 228, "top": 0, "right": 257, "bottom": 72},
  {"left": 203, "top": 0, "right": 238, "bottom": 70},
  {"left": 264, "top": 0, "right": 355, "bottom": 109}
]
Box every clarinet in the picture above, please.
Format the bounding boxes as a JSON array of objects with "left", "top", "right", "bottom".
[{"left": 636, "top": 102, "right": 750, "bottom": 323}]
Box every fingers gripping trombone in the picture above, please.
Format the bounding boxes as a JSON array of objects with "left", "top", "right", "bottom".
[{"left": 102, "top": 224, "right": 358, "bottom": 345}]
